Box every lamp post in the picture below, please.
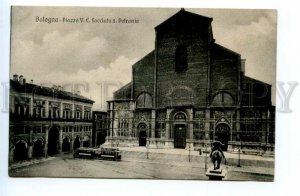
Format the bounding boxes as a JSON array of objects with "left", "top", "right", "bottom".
[
  {"left": 237, "top": 142, "right": 241, "bottom": 167},
  {"left": 146, "top": 140, "right": 149, "bottom": 159},
  {"left": 188, "top": 143, "right": 191, "bottom": 162},
  {"left": 205, "top": 144, "right": 208, "bottom": 170}
]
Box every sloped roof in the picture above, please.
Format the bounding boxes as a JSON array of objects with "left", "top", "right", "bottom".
[
  {"left": 244, "top": 76, "right": 271, "bottom": 87},
  {"left": 155, "top": 8, "right": 212, "bottom": 30},
  {"left": 113, "top": 82, "right": 132, "bottom": 100},
  {"left": 212, "top": 43, "right": 241, "bottom": 57},
  {"left": 10, "top": 80, "right": 94, "bottom": 104}
]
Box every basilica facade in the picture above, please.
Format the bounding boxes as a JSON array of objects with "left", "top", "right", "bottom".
[{"left": 106, "top": 9, "right": 275, "bottom": 153}]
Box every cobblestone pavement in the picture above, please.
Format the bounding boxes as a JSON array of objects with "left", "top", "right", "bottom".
[{"left": 9, "top": 153, "right": 273, "bottom": 181}]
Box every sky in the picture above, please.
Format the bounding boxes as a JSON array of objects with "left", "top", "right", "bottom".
[{"left": 10, "top": 7, "right": 277, "bottom": 110}]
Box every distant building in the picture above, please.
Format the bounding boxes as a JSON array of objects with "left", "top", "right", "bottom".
[
  {"left": 92, "top": 111, "right": 108, "bottom": 147},
  {"left": 9, "top": 74, "right": 94, "bottom": 163},
  {"left": 107, "top": 9, "right": 275, "bottom": 153}
]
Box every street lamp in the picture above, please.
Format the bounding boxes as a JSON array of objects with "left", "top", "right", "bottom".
[
  {"left": 188, "top": 143, "right": 191, "bottom": 162},
  {"left": 146, "top": 140, "right": 149, "bottom": 159},
  {"left": 205, "top": 144, "right": 208, "bottom": 170}
]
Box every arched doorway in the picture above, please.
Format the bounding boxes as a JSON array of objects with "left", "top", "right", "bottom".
[
  {"left": 173, "top": 112, "right": 187, "bottom": 149},
  {"left": 215, "top": 123, "right": 230, "bottom": 151},
  {"left": 62, "top": 136, "right": 70, "bottom": 152},
  {"left": 48, "top": 127, "right": 59, "bottom": 155},
  {"left": 14, "top": 140, "right": 28, "bottom": 161},
  {"left": 138, "top": 123, "right": 147, "bottom": 146},
  {"left": 33, "top": 139, "right": 44, "bottom": 157},
  {"left": 73, "top": 136, "right": 81, "bottom": 150}
]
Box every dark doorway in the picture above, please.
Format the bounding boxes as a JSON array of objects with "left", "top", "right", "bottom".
[
  {"left": 215, "top": 123, "right": 230, "bottom": 151},
  {"left": 73, "top": 136, "right": 80, "bottom": 150},
  {"left": 96, "top": 132, "right": 106, "bottom": 146},
  {"left": 174, "top": 124, "right": 186, "bottom": 149},
  {"left": 48, "top": 127, "right": 59, "bottom": 155},
  {"left": 83, "top": 141, "right": 90, "bottom": 147},
  {"left": 14, "top": 141, "right": 28, "bottom": 161},
  {"left": 62, "top": 136, "right": 70, "bottom": 152},
  {"left": 138, "top": 123, "right": 147, "bottom": 146},
  {"left": 33, "top": 139, "right": 44, "bottom": 157}
]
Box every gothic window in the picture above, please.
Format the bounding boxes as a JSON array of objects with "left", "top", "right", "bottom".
[
  {"left": 175, "top": 44, "right": 188, "bottom": 72},
  {"left": 136, "top": 92, "right": 152, "bottom": 108}
]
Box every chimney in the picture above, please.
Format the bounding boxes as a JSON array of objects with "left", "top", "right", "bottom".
[
  {"left": 31, "top": 79, "right": 34, "bottom": 84},
  {"left": 241, "top": 59, "right": 246, "bottom": 73},
  {"left": 13, "top": 74, "right": 18, "bottom": 81},
  {"left": 19, "top": 75, "right": 24, "bottom": 85},
  {"left": 23, "top": 78, "right": 26, "bottom": 84}
]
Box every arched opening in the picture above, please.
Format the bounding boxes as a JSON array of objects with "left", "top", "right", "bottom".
[
  {"left": 62, "top": 136, "right": 71, "bottom": 152},
  {"left": 215, "top": 123, "right": 230, "bottom": 151},
  {"left": 173, "top": 112, "right": 187, "bottom": 149},
  {"left": 73, "top": 136, "right": 81, "bottom": 150},
  {"left": 33, "top": 139, "right": 44, "bottom": 157},
  {"left": 14, "top": 140, "right": 28, "bottom": 161},
  {"left": 138, "top": 123, "right": 147, "bottom": 146},
  {"left": 48, "top": 127, "right": 59, "bottom": 155}
]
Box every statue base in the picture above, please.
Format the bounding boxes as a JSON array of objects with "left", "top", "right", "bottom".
[{"left": 206, "top": 166, "right": 226, "bottom": 181}]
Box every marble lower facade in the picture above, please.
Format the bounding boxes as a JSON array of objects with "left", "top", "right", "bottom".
[{"left": 105, "top": 106, "right": 275, "bottom": 154}]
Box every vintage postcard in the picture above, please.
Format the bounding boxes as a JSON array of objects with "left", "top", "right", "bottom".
[{"left": 9, "top": 6, "right": 276, "bottom": 181}]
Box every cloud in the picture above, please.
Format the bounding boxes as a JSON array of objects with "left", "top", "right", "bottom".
[
  {"left": 213, "top": 11, "right": 277, "bottom": 104},
  {"left": 27, "top": 55, "right": 137, "bottom": 111},
  {"left": 11, "top": 30, "right": 109, "bottom": 76}
]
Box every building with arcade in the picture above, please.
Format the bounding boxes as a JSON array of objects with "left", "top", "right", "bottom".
[{"left": 9, "top": 74, "right": 94, "bottom": 163}]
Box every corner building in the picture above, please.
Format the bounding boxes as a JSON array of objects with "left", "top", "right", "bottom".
[
  {"left": 9, "top": 75, "right": 94, "bottom": 163},
  {"left": 107, "top": 9, "right": 275, "bottom": 153}
]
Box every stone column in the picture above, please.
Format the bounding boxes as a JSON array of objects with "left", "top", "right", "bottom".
[
  {"left": 72, "top": 103, "right": 75, "bottom": 119},
  {"left": 80, "top": 126, "right": 84, "bottom": 147},
  {"left": 71, "top": 126, "right": 74, "bottom": 151},
  {"left": 266, "top": 109, "right": 270, "bottom": 144},
  {"left": 260, "top": 110, "right": 266, "bottom": 143},
  {"left": 205, "top": 109, "right": 210, "bottom": 140},
  {"left": 81, "top": 106, "right": 84, "bottom": 119},
  {"left": 29, "top": 97, "right": 34, "bottom": 117},
  {"left": 110, "top": 110, "right": 113, "bottom": 138},
  {"left": 28, "top": 126, "right": 34, "bottom": 159},
  {"left": 59, "top": 126, "right": 63, "bottom": 153},
  {"left": 44, "top": 125, "right": 49, "bottom": 157},
  {"left": 236, "top": 110, "right": 240, "bottom": 140},
  {"left": 151, "top": 110, "right": 156, "bottom": 138},
  {"left": 45, "top": 100, "right": 49, "bottom": 118},
  {"left": 186, "top": 108, "right": 194, "bottom": 150},
  {"left": 188, "top": 109, "right": 194, "bottom": 140},
  {"left": 166, "top": 109, "right": 172, "bottom": 139},
  {"left": 60, "top": 102, "right": 63, "bottom": 119},
  {"left": 114, "top": 116, "right": 118, "bottom": 137},
  {"left": 90, "top": 126, "right": 93, "bottom": 147}
]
